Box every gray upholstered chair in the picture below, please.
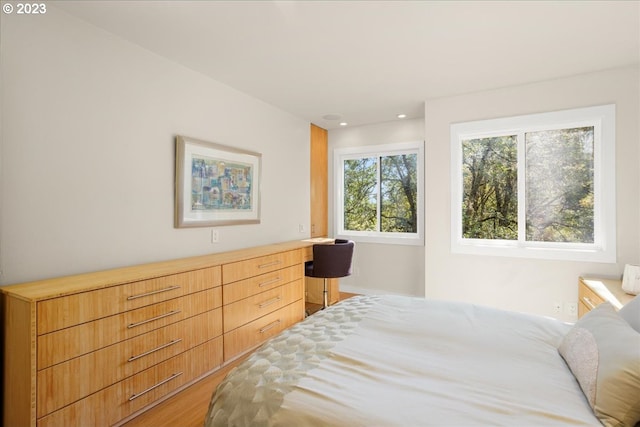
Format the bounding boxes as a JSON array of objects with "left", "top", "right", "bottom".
[{"left": 305, "top": 239, "right": 355, "bottom": 309}]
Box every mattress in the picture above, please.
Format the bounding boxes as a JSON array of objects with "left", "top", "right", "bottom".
[{"left": 205, "top": 295, "right": 600, "bottom": 426}]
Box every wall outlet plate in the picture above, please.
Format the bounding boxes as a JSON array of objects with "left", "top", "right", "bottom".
[{"left": 566, "top": 302, "right": 578, "bottom": 316}]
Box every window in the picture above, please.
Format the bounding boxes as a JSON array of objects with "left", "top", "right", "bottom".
[
  {"left": 450, "top": 104, "right": 616, "bottom": 262},
  {"left": 335, "top": 141, "right": 424, "bottom": 245}
]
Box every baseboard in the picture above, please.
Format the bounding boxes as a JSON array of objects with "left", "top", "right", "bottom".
[{"left": 340, "top": 284, "right": 417, "bottom": 298}]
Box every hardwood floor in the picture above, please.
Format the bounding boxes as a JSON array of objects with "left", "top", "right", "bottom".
[{"left": 122, "top": 292, "right": 358, "bottom": 427}]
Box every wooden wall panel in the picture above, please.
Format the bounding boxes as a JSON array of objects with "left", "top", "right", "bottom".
[{"left": 310, "top": 124, "right": 328, "bottom": 238}]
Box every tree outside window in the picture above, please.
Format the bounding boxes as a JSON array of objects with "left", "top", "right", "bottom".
[
  {"left": 336, "top": 142, "right": 424, "bottom": 245},
  {"left": 462, "top": 135, "right": 518, "bottom": 240},
  {"left": 461, "top": 127, "right": 594, "bottom": 244},
  {"left": 451, "top": 104, "right": 615, "bottom": 262},
  {"left": 525, "top": 127, "right": 594, "bottom": 243}
]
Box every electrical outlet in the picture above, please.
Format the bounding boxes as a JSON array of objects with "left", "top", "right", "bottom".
[
  {"left": 298, "top": 224, "right": 306, "bottom": 233},
  {"left": 211, "top": 229, "right": 219, "bottom": 243},
  {"left": 553, "top": 302, "right": 562, "bottom": 314},
  {"left": 566, "top": 302, "right": 578, "bottom": 316}
]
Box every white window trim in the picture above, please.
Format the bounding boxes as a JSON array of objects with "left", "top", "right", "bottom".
[
  {"left": 450, "top": 104, "right": 616, "bottom": 263},
  {"left": 335, "top": 141, "right": 424, "bottom": 246}
]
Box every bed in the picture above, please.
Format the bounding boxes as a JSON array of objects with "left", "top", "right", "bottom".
[{"left": 205, "top": 294, "right": 640, "bottom": 427}]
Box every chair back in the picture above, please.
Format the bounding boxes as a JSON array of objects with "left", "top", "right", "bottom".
[{"left": 309, "top": 240, "right": 354, "bottom": 279}]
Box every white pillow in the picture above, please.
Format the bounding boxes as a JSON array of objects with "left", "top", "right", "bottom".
[{"left": 619, "top": 295, "right": 640, "bottom": 333}]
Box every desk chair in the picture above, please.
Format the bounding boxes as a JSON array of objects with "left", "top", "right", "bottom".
[{"left": 305, "top": 239, "right": 354, "bottom": 310}]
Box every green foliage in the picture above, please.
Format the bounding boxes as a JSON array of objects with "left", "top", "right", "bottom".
[
  {"left": 343, "top": 154, "right": 418, "bottom": 233},
  {"left": 461, "top": 127, "right": 594, "bottom": 244},
  {"left": 381, "top": 154, "right": 417, "bottom": 232},
  {"left": 525, "top": 127, "right": 594, "bottom": 243},
  {"left": 344, "top": 158, "right": 377, "bottom": 231},
  {"left": 462, "top": 136, "right": 518, "bottom": 239}
]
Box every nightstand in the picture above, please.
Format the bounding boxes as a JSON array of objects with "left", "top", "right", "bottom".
[{"left": 578, "top": 276, "right": 635, "bottom": 318}]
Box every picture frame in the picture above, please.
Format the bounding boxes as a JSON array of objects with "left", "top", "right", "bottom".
[{"left": 175, "top": 135, "right": 261, "bottom": 228}]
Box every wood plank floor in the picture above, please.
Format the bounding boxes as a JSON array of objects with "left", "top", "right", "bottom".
[{"left": 122, "top": 292, "right": 359, "bottom": 427}]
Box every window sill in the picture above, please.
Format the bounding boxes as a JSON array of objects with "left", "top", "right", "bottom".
[{"left": 451, "top": 241, "right": 615, "bottom": 263}]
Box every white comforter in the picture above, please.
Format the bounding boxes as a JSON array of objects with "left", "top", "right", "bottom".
[{"left": 205, "top": 295, "right": 600, "bottom": 426}]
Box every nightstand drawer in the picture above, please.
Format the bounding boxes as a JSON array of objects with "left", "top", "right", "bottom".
[
  {"left": 579, "top": 281, "right": 605, "bottom": 312},
  {"left": 37, "top": 267, "right": 221, "bottom": 334}
]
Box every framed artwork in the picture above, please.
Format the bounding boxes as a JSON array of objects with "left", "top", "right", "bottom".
[{"left": 175, "top": 135, "right": 261, "bottom": 228}]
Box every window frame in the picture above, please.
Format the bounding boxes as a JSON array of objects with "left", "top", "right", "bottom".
[
  {"left": 450, "top": 104, "right": 616, "bottom": 263},
  {"left": 334, "top": 141, "right": 424, "bottom": 246}
]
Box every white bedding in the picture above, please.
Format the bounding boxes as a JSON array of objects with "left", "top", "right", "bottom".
[{"left": 205, "top": 295, "right": 600, "bottom": 426}]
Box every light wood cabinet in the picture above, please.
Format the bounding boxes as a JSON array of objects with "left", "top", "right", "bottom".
[
  {"left": 37, "top": 338, "right": 224, "bottom": 427},
  {"left": 223, "top": 302, "right": 303, "bottom": 361},
  {"left": 222, "top": 250, "right": 305, "bottom": 361},
  {"left": 578, "top": 276, "right": 635, "bottom": 318},
  {"left": 305, "top": 276, "right": 340, "bottom": 306},
  {"left": 2, "top": 240, "right": 310, "bottom": 427},
  {"left": 36, "top": 267, "right": 219, "bottom": 335},
  {"left": 36, "top": 310, "right": 222, "bottom": 418},
  {"left": 37, "top": 288, "right": 221, "bottom": 369},
  {"left": 310, "top": 124, "right": 328, "bottom": 238}
]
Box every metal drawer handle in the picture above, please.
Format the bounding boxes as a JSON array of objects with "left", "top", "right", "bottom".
[
  {"left": 581, "top": 296, "right": 597, "bottom": 310},
  {"left": 128, "top": 372, "right": 183, "bottom": 401},
  {"left": 128, "top": 339, "right": 182, "bottom": 362},
  {"left": 258, "top": 277, "right": 281, "bottom": 287},
  {"left": 258, "top": 260, "right": 281, "bottom": 269},
  {"left": 259, "top": 319, "right": 281, "bottom": 334},
  {"left": 127, "top": 285, "right": 181, "bottom": 301},
  {"left": 258, "top": 296, "right": 281, "bottom": 309},
  {"left": 128, "top": 310, "right": 181, "bottom": 329}
]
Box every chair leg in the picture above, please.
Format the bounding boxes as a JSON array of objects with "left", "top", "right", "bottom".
[{"left": 322, "top": 278, "right": 328, "bottom": 309}]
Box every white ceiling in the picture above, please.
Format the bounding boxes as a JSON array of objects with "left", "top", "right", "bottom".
[{"left": 55, "top": 0, "right": 639, "bottom": 129}]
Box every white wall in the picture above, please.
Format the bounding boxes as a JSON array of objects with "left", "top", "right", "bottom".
[
  {"left": 425, "top": 67, "right": 640, "bottom": 321},
  {"left": 0, "top": 5, "right": 310, "bottom": 285},
  {"left": 329, "top": 118, "right": 425, "bottom": 297}
]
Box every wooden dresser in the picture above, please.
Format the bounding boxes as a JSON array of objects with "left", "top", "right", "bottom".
[
  {"left": 2, "top": 240, "right": 310, "bottom": 427},
  {"left": 222, "top": 249, "right": 304, "bottom": 360},
  {"left": 578, "top": 276, "right": 635, "bottom": 318}
]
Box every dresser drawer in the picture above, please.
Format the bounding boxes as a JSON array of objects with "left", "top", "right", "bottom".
[
  {"left": 224, "top": 301, "right": 303, "bottom": 361},
  {"left": 37, "top": 309, "right": 222, "bottom": 418},
  {"left": 37, "top": 267, "right": 221, "bottom": 334},
  {"left": 223, "top": 264, "right": 302, "bottom": 305},
  {"left": 38, "top": 287, "right": 222, "bottom": 369},
  {"left": 37, "top": 337, "right": 223, "bottom": 427},
  {"left": 223, "top": 279, "right": 303, "bottom": 333},
  {"left": 222, "top": 250, "right": 301, "bottom": 284}
]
